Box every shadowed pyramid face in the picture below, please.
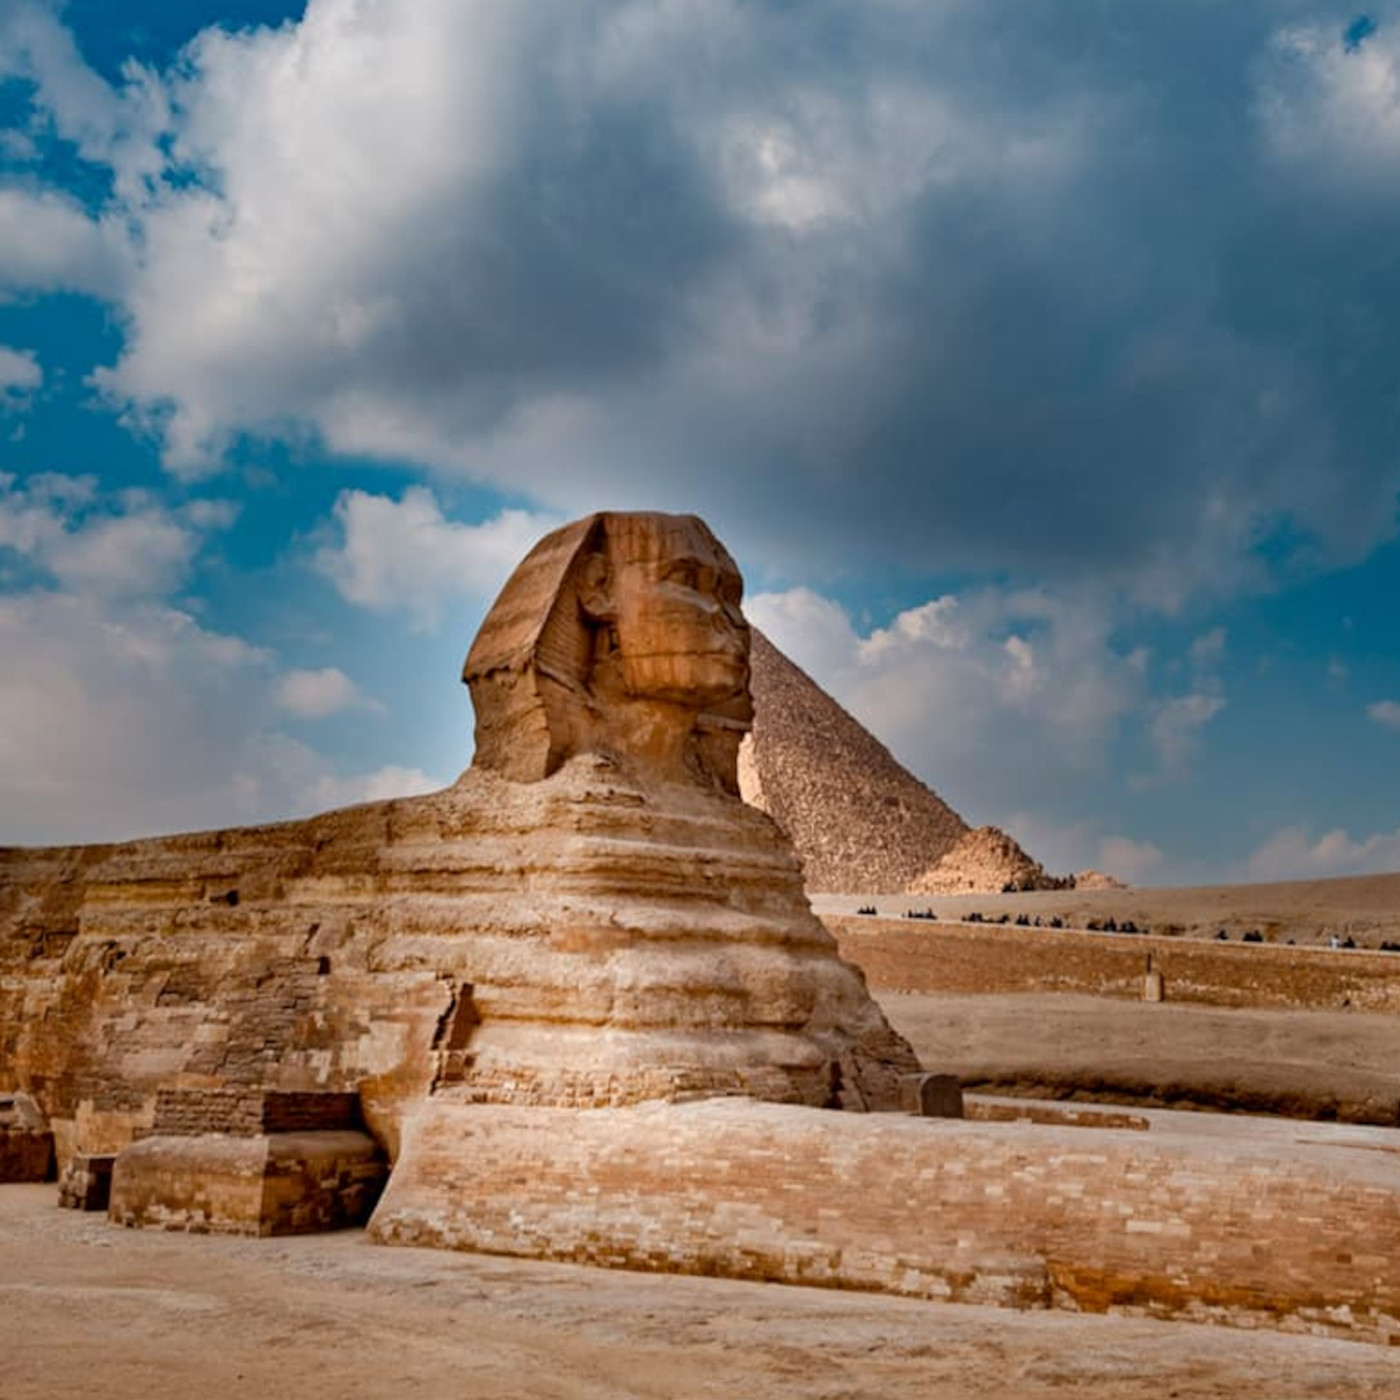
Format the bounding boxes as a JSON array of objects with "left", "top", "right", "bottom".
[{"left": 597, "top": 515, "right": 750, "bottom": 710}]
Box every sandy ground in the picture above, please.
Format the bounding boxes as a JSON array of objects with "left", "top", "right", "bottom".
[
  {"left": 881, "top": 992, "right": 1400, "bottom": 1119},
  {"left": 813, "top": 869, "right": 1400, "bottom": 945},
  {"left": 5, "top": 1184, "right": 1400, "bottom": 1400}
]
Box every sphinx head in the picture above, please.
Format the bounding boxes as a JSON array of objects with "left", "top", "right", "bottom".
[{"left": 463, "top": 513, "right": 752, "bottom": 792}]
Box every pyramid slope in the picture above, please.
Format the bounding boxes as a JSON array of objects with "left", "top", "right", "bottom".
[{"left": 741, "top": 630, "right": 969, "bottom": 893}]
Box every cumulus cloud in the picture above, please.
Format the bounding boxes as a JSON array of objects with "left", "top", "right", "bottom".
[
  {"left": 0, "top": 579, "right": 445, "bottom": 840},
  {"left": 992, "top": 813, "right": 1165, "bottom": 886},
  {"left": 0, "top": 188, "right": 129, "bottom": 298},
  {"left": 1188, "top": 626, "right": 1227, "bottom": 674},
  {"left": 0, "top": 590, "right": 279, "bottom": 842},
  {"left": 0, "top": 580, "right": 440, "bottom": 843},
  {"left": 0, "top": 1, "right": 1396, "bottom": 604},
  {"left": 1247, "top": 823, "right": 1400, "bottom": 882},
  {"left": 1144, "top": 692, "right": 1226, "bottom": 777},
  {"left": 0, "top": 472, "right": 205, "bottom": 597},
  {"left": 1096, "top": 835, "right": 1166, "bottom": 886},
  {"left": 0, "top": 346, "right": 41, "bottom": 409},
  {"left": 0, "top": 467, "right": 418, "bottom": 841},
  {"left": 314, "top": 488, "right": 556, "bottom": 628},
  {"left": 274, "top": 666, "right": 378, "bottom": 720},
  {"left": 1368, "top": 699, "right": 1400, "bottom": 730},
  {"left": 307, "top": 764, "right": 445, "bottom": 811},
  {"left": 748, "top": 582, "right": 1145, "bottom": 819}
]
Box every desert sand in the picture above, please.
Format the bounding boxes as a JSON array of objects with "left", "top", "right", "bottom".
[
  {"left": 813, "top": 870, "right": 1400, "bottom": 944},
  {"left": 5, "top": 1183, "right": 1400, "bottom": 1400},
  {"left": 881, "top": 992, "right": 1400, "bottom": 1120}
]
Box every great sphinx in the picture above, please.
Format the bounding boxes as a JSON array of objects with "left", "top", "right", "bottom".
[
  {"left": 6, "top": 518, "right": 1400, "bottom": 1343},
  {"left": 0, "top": 511, "right": 918, "bottom": 1225}
]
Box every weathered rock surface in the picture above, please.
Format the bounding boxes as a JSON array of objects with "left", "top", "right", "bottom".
[{"left": 741, "top": 631, "right": 969, "bottom": 892}]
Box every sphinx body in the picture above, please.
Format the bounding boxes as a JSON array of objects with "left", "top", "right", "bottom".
[{"left": 0, "top": 512, "right": 917, "bottom": 1173}]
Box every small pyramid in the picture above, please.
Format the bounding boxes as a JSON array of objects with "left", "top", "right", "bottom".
[
  {"left": 741, "top": 630, "right": 969, "bottom": 892},
  {"left": 907, "top": 824, "right": 1068, "bottom": 895}
]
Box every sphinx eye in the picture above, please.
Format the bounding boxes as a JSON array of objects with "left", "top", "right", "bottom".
[{"left": 668, "top": 563, "right": 698, "bottom": 589}]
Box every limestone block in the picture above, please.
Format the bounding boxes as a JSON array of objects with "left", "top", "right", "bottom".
[{"left": 109, "top": 1130, "right": 386, "bottom": 1236}]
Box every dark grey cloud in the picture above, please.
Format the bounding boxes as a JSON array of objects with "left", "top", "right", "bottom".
[{"left": 15, "top": 0, "right": 1400, "bottom": 606}]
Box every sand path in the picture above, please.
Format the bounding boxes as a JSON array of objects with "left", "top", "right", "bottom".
[{"left": 5, "top": 1184, "right": 1400, "bottom": 1399}]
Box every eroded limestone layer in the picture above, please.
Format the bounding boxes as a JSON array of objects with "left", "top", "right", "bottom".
[{"left": 0, "top": 756, "right": 917, "bottom": 1168}]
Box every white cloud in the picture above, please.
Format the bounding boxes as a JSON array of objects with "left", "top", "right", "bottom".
[
  {"left": 1145, "top": 692, "right": 1225, "bottom": 776},
  {"left": 1367, "top": 699, "right": 1400, "bottom": 730},
  {"left": 0, "top": 591, "right": 275, "bottom": 842},
  {"left": 0, "top": 473, "right": 203, "bottom": 597},
  {"left": 0, "top": 469, "right": 429, "bottom": 841},
  {"left": 274, "top": 666, "right": 378, "bottom": 719},
  {"left": 0, "top": 346, "right": 41, "bottom": 409},
  {"left": 0, "top": 187, "right": 128, "bottom": 298},
  {"left": 1247, "top": 823, "right": 1400, "bottom": 882},
  {"left": 46, "top": 509, "right": 200, "bottom": 597},
  {"left": 1259, "top": 20, "right": 1400, "bottom": 188},
  {"left": 745, "top": 585, "right": 861, "bottom": 681},
  {"left": 989, "top": 812, "right": 1166, "bottom": 886},
  {"left": 1096, "top": 834, "right": 1166, "bottom": 885},
  {"left": 308, "top": 764, "right": 445, "bottom": 810},
  {"left": 314, "top": 488, "right": 556, "bottom": 628},
  {"left": 748, "top": 582, "right": 1144, "bottom": 819},
  {"left": 1188, "top": 625, "right": 1226, "bottom": 673},
  {"left": 0, "top": 586, "right": 443, "bottom": 844}
]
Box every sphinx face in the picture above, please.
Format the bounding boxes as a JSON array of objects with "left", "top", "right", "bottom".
[{"left": 600, "top": 517, "right": 750, "bottom": 710}]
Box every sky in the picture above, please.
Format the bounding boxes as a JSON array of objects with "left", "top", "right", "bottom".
[{"left": 1, "top": 0, "right": 1398, "bottom": 886}]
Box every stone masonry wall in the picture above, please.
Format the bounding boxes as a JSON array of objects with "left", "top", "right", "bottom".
[
  {"left": 151, "top": 1089, "right": 363, "bottom": 1138},
  {"left": 371, "top": 1098, "right": 1400, "bottom": 1346},
  {"left": 829, "top": 916, "right": 1400, "bottom": 1011}
]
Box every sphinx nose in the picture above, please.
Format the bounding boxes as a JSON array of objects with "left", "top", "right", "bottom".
[{"left": 718, "top": 600, "right": 746, "bottom": 631}]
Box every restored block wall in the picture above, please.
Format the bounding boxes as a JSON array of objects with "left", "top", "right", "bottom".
[
  {"left": 371, "top": 1098, "right": 1400, "bottom": 1345},
  {"left": 110, "top": 1130, "right": 386, "bottom": 1236},
  {"left": 150, "top": 1088, "right": 364, "bottom": 1137},
  {"left": 0, "top": 813, "right": 453, "bottom": 1168},
  {"left": 829, "top": 916, "right": 1400, "bottom": 1011}
]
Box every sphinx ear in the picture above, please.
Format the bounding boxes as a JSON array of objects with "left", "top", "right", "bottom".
[{"left": 577, "top": 553, "right": 614, "bottom": 621}]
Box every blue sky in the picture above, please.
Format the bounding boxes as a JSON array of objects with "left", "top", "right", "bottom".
[{"left": 1, "top": 0, "right": 1399, "bottom": 885}]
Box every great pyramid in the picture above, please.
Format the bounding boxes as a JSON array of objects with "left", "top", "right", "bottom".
[
  {"left": 740, "top": 630, "right": 970, "bottom": 892},
  {"left": 742, "top": 631, "right": 1073, "bottom": 895}
]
